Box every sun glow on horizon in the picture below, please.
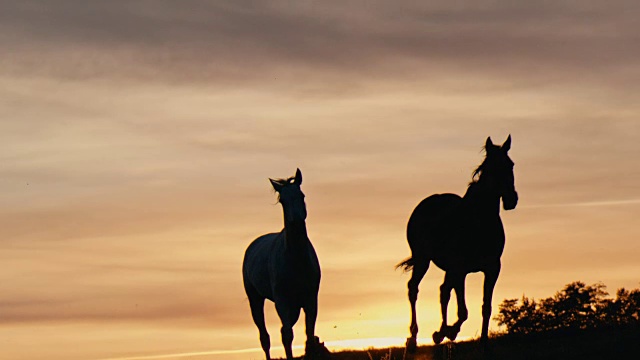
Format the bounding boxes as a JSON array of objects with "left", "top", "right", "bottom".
[{"left": 94, "top": 337, "right": 453, "bottom": 360}]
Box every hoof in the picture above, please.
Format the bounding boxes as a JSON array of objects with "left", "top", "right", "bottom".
[
  {"left": 304, "top": 336, "right": 330, "bottom": 360},
  {"left": 432, "top": 331, "right": 445, "bottom": 345},
  {"left": 443, "top": 325, "right": 459, "bottom": 341},
  {"left": 405, "top": 337, "right": 417, "bottom": 353}
]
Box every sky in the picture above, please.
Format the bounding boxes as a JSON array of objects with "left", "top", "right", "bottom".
[{"left": 1, "top": 1, "right": 639, "bottom": 359}]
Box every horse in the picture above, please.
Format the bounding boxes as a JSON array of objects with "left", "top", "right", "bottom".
[
  {"left": 243, "top": 169, "right": 326, "bottom": 360},
  {"left": 397, "top": 136, "right": 518, "bottom": 354}
]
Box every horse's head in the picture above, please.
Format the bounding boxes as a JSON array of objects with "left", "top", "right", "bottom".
[
  {"left": 478, "top": 135, "right": 518, "bottom": 210},
  {"left": 270, "top": 168, "right": 307, "bottom": 223}
]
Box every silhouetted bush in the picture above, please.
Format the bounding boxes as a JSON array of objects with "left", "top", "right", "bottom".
[{"left": 495, "top": 281, "right": 640, "bottom": 335}]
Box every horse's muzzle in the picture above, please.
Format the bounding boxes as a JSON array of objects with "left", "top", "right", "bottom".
[{"left": 502, "top": 191, "right": 518, "bottom": 210}]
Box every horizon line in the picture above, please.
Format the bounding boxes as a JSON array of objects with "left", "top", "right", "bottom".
[{"left": 93, "top": 336, "right": 450, "bottom": 360}]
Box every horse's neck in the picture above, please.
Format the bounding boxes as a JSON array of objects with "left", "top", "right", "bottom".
[
  {"left": 462, "top": 180, "right": 500, "bottom": 216},
  {"left": 283, "top": 220, "right": 310, "bottom": 251}
]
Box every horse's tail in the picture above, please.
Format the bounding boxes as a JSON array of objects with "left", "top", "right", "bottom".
[{"left": 395, "top": 257, "right": 414, "bottom": 272}]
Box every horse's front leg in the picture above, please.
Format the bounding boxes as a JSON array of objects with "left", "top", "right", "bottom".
[
  {"left": 276, "top": 302, "right": 301, "bottom": 360},
  {"left": 303, "top": 298, "right": 317, "bottom": 348},
  {"left": 303, "top": 297, "right": 325, "bottom": 358},
  {"left": 248, "top": 294, "right": 271, "bottom": 360},
  {"left": 481, "top": 263, "right": 501, "bottom": 349}
]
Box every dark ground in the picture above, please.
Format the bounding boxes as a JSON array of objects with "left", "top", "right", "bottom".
[{"left": 284, "top": 326, "right": 640, "bottom": 360}]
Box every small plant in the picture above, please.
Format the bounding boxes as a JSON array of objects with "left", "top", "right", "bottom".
[
  {"left": 380, "top": 348, "right": 393, "bottom": 360},
  {"left": 366, "top": 351, "right": 374, "bottom": 360}
]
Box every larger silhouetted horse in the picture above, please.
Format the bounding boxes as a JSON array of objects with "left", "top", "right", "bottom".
[
  {"left": 243, "top": 169, "right": 327, "bottom": 360},
  {"left": 398, "top": 136, "right": 518, "bottom": 354}
]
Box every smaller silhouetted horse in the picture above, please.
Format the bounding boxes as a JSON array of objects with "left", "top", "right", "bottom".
[
  {"left": 243, "top": 169, "right": 326, "bottom": 360},
  {"left": 398, "top": 136, "right": 518, "bottom": 354}
]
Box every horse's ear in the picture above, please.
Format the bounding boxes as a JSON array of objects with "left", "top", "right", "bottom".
[
  {"left": 485, "top": 137, "right": 496, "bottom": 151},
  {"left": 270, "top": 178, "right": 283, "bottom": 192},
  {"left": 294, "top": 168, "right": 303, "bottom": 185},
  {"left": 502, "top": 134, "right": 512, "bottom": 152}
]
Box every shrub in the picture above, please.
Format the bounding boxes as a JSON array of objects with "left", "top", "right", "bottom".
[{"left": 495, "top": 281, "right": 640, "bottom": 335}]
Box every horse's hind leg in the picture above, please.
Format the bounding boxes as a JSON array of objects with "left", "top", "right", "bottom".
[
  {"left": 435, "top": 272, "right": 468, "bottom": 342},
  {"left": 448, "top": 273, "right": 468, "bottom": 340},
  {"left": 405, "top": 259, "right": 429, "bottom": 353},
  {"left": 433, "top": 275, "right": 452, "bottom": 345},
  {"left": 248, "top": 295, "right": 271, "bottom": 360}
]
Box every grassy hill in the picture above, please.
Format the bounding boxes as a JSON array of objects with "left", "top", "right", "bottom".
[
  {"left": 305, "top": 326, "right": 640, "bottom": 360},
  {"left": 274, "top": 281, "right": 639, "bottom": 359}
]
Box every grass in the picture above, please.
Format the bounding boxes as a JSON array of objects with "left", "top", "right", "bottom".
[{"left": 278, "top": 326, "right": 640, "bottom": 360}]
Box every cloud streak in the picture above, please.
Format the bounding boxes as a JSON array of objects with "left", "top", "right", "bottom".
[
  {"left": 521, "top": 198, "right": 640, "bottom": 209},
  {"left": 2, "top": 1, "right": 640, "bottom": 93}
]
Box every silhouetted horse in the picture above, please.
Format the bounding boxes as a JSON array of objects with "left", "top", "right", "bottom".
[
  {"left": 243, "top": 169, "right": 326, "bottom": 360},
  {"left": 398, "top": 136, "right": 518, "bottom": 353}
]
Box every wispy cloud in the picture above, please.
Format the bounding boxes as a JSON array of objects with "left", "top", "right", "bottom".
[
  {"left": 2, "top": 1, "right": 640, "bottom": 92},
  {"left": 521, "top": 198, "right": 640, "bottom": 209}
]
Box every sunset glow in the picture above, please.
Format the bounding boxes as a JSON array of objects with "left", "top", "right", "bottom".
[
  {"left": 1, "top": 2, "right": 639, "bottom": 360},
  {"left": 94, "top": 337, "right": 446, "bottom": 360}
]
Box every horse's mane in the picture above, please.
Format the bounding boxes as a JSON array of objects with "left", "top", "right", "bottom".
[{"left": 470, "top": 146, "right": 488, "bottom": 185}]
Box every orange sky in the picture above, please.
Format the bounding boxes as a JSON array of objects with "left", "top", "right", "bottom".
[{"left": 1, "top": 2, "right": 639, "bottom": 359}]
